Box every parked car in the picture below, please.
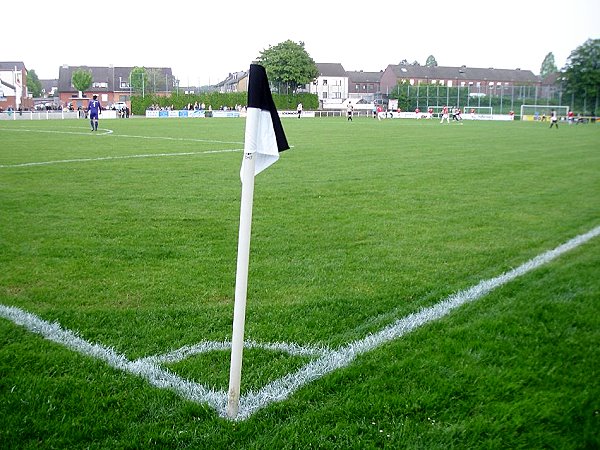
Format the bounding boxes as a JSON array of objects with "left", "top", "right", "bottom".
[{"left": 111, "top": 101, "right": 128, "bottom": 110}]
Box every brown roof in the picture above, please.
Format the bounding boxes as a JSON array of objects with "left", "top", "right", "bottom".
[
  {"left": 0, "top": 61, "right": 27, "bottom": 71},
  {"left": 316, "top": 63, "right": 347, "bottom": 77},
  {"left": 347, "top": 71, "right": 382, "bottom": 83},
  {"left": 387, "top": 64, "right": 538, "bottom": 83}
]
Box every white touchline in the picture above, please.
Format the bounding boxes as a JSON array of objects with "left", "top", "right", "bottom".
[
  {"left": 0, "top": 126, "right": 245, "bottom": 168},
  {"left": 0, "top": 225, "right": 599, "bottom": 421},
  {"left": 0, "top": 149, "right": 242, "bottom": 168}
]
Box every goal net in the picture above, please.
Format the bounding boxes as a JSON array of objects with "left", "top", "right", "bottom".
[{"left": 520, "top": 105, "right": 569, "bottom": 121}]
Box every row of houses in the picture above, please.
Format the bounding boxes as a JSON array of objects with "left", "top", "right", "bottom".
[
  {"left": 194, "top": 63, "right": 548, "bottom": 108},
  {"left": 1, "top": 60, "right": 548, "bottom": 111}
]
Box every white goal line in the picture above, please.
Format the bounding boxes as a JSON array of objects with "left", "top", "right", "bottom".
[{"left": 0, "top": 224, "right": 598, "bottom": 420}]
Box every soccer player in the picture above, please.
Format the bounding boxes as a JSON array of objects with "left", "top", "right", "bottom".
[
  {"left": 549, "top": 109, "right": 558, "bottom": 129},
  {"left": 87, "top": 94, "right": 102, "bottom": 131},
  {"left": 440, "top": 105, "right": 449, "bottom": 123}
]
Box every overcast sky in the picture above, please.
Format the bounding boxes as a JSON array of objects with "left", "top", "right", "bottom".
[{"left": 7, "top": 0, "right": 599, "bottom": 86}]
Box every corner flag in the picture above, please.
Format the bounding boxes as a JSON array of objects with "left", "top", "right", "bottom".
[
  {"left": 242, "top": 64, "right": 289, "bottom": 177},
  {"left": 228, "top": 64, "right": 289, "bottom": 419}
]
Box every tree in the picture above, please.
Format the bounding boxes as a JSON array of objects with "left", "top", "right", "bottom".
[
  {"left": 540, "top": 52, "right": 557, "bottom": 78},
  {"left": 129, "top": 67, "right": 149, "bottom": 96},
  {"left": 561, "top": 39, "right": 600, "bottom": 114},
  {"left": 425, "top": 55, "right": 438, "bottom": 67},
  {"left": 71, "top": 68, "right": 93, "bottom": 96},
  {"left": 256, "top": 40, "right": 318, "bottom": 94},
  {"left": 145, "top": 68, "right": 171, "bottom": 93},
  {"left": 26, "top": 69, "right": 43, "bottom": 97}
]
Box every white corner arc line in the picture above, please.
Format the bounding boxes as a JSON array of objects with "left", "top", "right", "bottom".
[
  {"left": 0, "top": 225, "right": 599, "bottom": 421},
  {"left": 0, "top": 304, "right": 228, "bottom": 411},
  {"left": 139, "top": 340, "right": 331, "bottom": 366}
]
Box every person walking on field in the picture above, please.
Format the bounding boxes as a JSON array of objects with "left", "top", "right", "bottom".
[
  {"left": 440, "top": 105, "right": 450, "bottom": 123},
  {"left": 87, "top": 95, "right": 102, "bottom": 131},
  {"left": 550, "top": 109, "right": 559, "bottom": 129},
  {"left": 347, "top": 102, "right": 354, "bottom": 121}
]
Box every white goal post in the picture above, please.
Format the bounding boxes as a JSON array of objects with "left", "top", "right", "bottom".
[{"left": 520, "top": 105, "right": 569, "bottom": 121}]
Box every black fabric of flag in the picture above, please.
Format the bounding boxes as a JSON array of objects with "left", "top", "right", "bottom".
[{"left": 247, "top": 64, "right": 290, "bottom": 154}]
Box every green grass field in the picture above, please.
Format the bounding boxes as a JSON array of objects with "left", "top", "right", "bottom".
[{"left": 1, "top": 116, "right": 599, "bottom": 448}]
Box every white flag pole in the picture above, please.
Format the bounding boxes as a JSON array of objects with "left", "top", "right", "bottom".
[{"left": 227, "top": 112, "right": 259, "bottom": 418}]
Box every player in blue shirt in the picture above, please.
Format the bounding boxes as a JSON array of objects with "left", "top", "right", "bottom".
[{"left": 87, "top": 95, "right": 102, "bottom": 131}]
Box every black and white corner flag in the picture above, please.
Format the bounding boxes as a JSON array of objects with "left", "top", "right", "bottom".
[
  {"left": 242, "top": 64, "right": 290, "bottom": 177},
  {"left": 228, "top": 64, "right": 290, "bottom": 418}
]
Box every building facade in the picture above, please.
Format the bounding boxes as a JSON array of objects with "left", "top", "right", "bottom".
[
  {"left": 0, "top": 61, "right": 30, "bottom": 110},
  {"left": 308, "top": 63, "right": 349, "bottom": 107},
  {"left": 215, "top": 71, "right": 249, "bottom": 93},
  {"left": 347, "top": 70, "right": 382, "bottom": 101},
  {"left": 379, "top": 64, "right": 539, "bottom": 97}
]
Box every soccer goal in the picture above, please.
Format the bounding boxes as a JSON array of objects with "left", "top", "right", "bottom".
[{"left": 520, "top": 105, "right": 569, "bottom": 122}]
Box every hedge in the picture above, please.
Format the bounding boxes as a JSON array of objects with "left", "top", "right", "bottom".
[{"left": 131, "top": 92, "right": 318, "bottom": 115}]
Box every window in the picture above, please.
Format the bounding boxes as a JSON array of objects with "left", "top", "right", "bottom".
[
  {"left": 323, "top": 79, "right": 328, "bottom": 85},
  {"left": 92, "top": 82, "right": 108, "bottom": 88}
]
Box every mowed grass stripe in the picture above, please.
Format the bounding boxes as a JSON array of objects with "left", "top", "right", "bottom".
[
  {"left": 1, "top": 118, "right": 598, "bottom": 349},
  {"left": 0, "top": 116, "right": 598, "bottom": 446}
]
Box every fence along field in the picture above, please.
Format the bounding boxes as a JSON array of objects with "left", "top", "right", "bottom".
[{"left": 0, "top": 118, "right": 599, "bottom": 432}]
